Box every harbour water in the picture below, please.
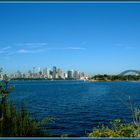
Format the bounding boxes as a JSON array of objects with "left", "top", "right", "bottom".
[{"left": 8, "top": 80, "right": 140, "bottom": 136}]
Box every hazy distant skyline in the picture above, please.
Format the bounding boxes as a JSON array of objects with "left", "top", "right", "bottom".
[{"left": 0, "top": 3, "right": 140, "bottom": 75}]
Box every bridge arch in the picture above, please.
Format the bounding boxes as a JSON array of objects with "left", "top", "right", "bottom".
[{"left": 119, "top": 70, "right": 140, "bottom": 76}]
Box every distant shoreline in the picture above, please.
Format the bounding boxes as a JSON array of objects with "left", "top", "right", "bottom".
[
  {"left": 9, "top": 78, "right": 87, "bottom": 81},
  {"left": 88, "top": 80, "right": 140, "bottom": 82},
  {"left": 8, "top": 79, "right": 140, "bottom": 82}
]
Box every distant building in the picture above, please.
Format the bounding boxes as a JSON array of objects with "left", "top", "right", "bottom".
[
  {"left": 39, "top": 70, "right": 43, "bottom": 78},
  {"left": 80, "top": 72, "right": 85, "bottom": 77},
  {"left": 22, "top": 73, "right": 26, "bottom": 78},
  {"left": 15, "top": 70, "right": 22, "bottom": 78},
  {"left": 73, "top": 70, "right": 80, "bottom": 79},
  {"left": 46, "top": 69, "right": 50, "bottom": 78},
  {"left": 33, "top": 67, "right": 36, "bottom": 77},
  {"left": 4, "top": 66, "right": 88, "bottom": 80},
  {"left": 9, "top": 74, "right": 14, "bottom": 79},
  {"left": 52, "top": 66, "right": 57, "bottom": 79},
  {"left": 27, "top": 70, "right": 32, "bottom": 78},
  {"left": 57, "top": 68, "right": 63, "bottom": 79},
  {"left": 63, "top": 72, "right": 68, "bottom": 79},
  {"left": 67, "top": 70, "right": 73, "bottom": 79}
]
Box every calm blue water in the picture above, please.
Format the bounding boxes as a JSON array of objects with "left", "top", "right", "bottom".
[{"left": 8, "top": 80, "right": 140, "bottom": 136}]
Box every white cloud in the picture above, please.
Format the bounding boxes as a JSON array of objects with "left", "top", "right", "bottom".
[
  {"left": 1, "top": 46, "right": 11, "bottom": 50},
  {"left": 17, "top": 48, "right": 45, "bottom": 54},
  {"left": 16, "top": 43, "right": 47, "bottom": 47},
  {"left": 15, "top": 43, "right": 47, "bottom": 50},
  {"left": 47, "top": 47, "right": 86, "bottom": 50},
  {"left": 0, "top": 43, "right": 86, "bottom": 57},
  {"left": 0, "top": 46, "right": 11, "bottom": 54},
  {"left": 17, "top": 49, "right": 30, "bottom": 53},
  {"left": 114, "top": 43, "right": 136, "bottom": 51},
  {"left": 66, "top": 47, "right": 86, "bottom": 50},
  {"left": 123, "top": 46, "right": 135, "bottom": 50}
]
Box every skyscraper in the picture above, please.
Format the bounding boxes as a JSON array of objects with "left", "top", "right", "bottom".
[
  {"left": 33, "top": 67, "right": 35, "bottom": 78},
  {"left": 27, "top": 70, "right": 32, "bottom": 78},
  {"left": 73, "top": 70, "right": 80, "bottom": 79},
  {"left": 67, "top": 70, "right": 73, "bottom": 79},
  {"left": 57, "top": 68, "right": 63, "bottom": 79},
  {"left": 52, "top": 66, "right": 57, "bottom": 79},
  {"left": 15, "top": 70, "right": 22, "bottom": 78}
]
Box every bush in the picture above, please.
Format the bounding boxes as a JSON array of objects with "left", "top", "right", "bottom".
[
  {"left": 0, "top": 76, "right": 49, "bottom": 137},
  {"left": 0, "top": 101, "right": 47, "bottom": 136},
  {"left": 88, "top": 119, "right": 135, "bottom": 138}
]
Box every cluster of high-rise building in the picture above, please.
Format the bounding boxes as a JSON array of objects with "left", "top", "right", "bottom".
[{"left": 7, "top": 66, "right": 88, "bottom": 80}]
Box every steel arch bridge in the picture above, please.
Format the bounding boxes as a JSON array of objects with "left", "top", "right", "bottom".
[{"left": 119, "top": 70, "right": 140, "bottom": 76}]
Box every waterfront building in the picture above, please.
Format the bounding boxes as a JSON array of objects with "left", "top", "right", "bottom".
[
  {"left": 9, "top": 74, "right": 14, "bottom": 79},
  {"left": 38, "top": 70, "right": 43, "bottom": 78},
  {"left": 43, "top": 67, "right": 47, "bottom": 77},
  {"left": 22, "top": 73, "right": 26, "bottom": 78},
  {"left": 32, "top": 67, "right": 36, "bottom": 78},
  {"left": 57, "top": 68, "right": 63, "bottom": 79},
  {"left": 15, "top": 70, "right": 22, "bottom": 78},
  {"left": 52, "top": 66, "right": 57, "bottom": 79},
  {"left": 27, "top": 70, "right": 32, "bottom": 78},
  {"left": 73, "top": 70, "right": 80, "bottom": 79},
  {"left": 46, "top": 69, "right": 50, "bottom": 78},
  {"left": 3, "top": 66, "right": 88, "bottom": 80},
  {"left": 63, "top": 72, "right": 68, "bottom": 79},
  {"left": 67, "top": 70, "right": 74, "bottom": 79},
  {"left": 80, "top": 72, "right": 85, "bottom": 78}
]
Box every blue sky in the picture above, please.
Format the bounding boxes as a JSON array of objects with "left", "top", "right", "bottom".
[{"left": 0, "top": 3, "right": 140, "bottom": 75}]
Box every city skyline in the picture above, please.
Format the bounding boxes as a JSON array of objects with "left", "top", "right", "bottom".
[
  {"left": 0, "top": 66, "right": 87, "bottom": 80},
  {"left": 0, "top": 3, "right": 140, "bottom": 74}
]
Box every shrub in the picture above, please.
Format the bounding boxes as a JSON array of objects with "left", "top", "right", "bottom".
[
  {"left": 88, "top": 119, "right": 135, "bottom": 138},
  {"left": 88, "top": 97, "right": 140, "bottom": 138},
  {"left": 0, "top": 76, "right": 50, "bottom": 137}
]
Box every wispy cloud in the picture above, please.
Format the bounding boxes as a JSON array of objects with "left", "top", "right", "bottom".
[
  {"left": 1, "top": 46, "right": 11, "bottom": 50},
  {"left": 16, "top": 46, "right": 86, "bottom": 54},
  {"left": 16, "top": 43, "right": 47, "bottom": 46},
  {"left": 123, "top": 46, "right": 136, "bottom": 50},
  {"left": 17, "top": 49, "right": 45, "bottom": 54},
  {"left": 47, "top": 47, "right": 86, "bottom": 50},
  {"left": 0, "top": 46, "right": 11, "bottom": 54},
  {"left": 15, "top": 43, "right": 48, "bottom": 49},
  {"left": 114, "top": 43, "right": 136, "bottom": 50},
  {"left": 17, "top": 49, "right": 30, "bottom": 53},
  {"left": 66, "top": 47, "right": 86, "bottom": 50},
  {"left": 0, "top": 42, "right": 86, "bottom": 57}
]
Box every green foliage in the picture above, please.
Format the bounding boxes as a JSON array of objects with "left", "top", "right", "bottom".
[
  {"left": 88, "top": 98, "right": 140, "bottom": 138},
  {"left": 90, "top": 74, "right": 140, "bottom": 81},
  {"left": 89, "top": 96, "right": 140, "bottom": 138},
  {"left": 0, "top": 101, "right": 47, "bottom": 136},
  {"left": 61, "top": 134, "right": 69, "bottom": 137},
  {"left": 40, "top": 116, "right": 55, "bottom": 125},
  {"left": 88, "top": 119, "right": 135, "bottom": 138},
  {"left": 0, "top": 79, "right": 50, "bottom": 137}
]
